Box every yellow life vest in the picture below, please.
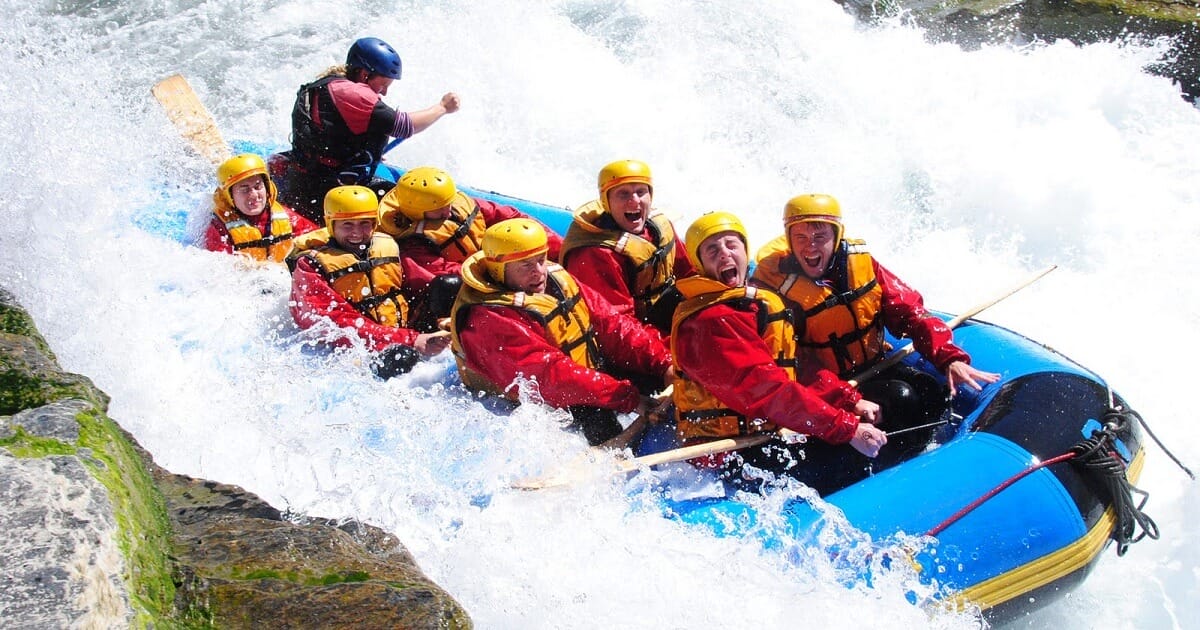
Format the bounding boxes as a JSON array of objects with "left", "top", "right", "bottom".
[
  {"left": 451, "top": 253, "right": 600, "bottom": 397},
  {"left": 669, "top": 276, "right": 798, "bottom": 441},
  {"left": 211, "top": 190, "right": 295, "bottom": 263},
  {"left": 378, "top": 191, "right": 487, "bottom": 263},
  {"left": 559, "top": 200, "right": 680, "bottom": 320},
  {"left": 285, "top": 228, "right": 330, "bottom": 271},
  {"left": 752, "top": 235, "right": 884, "bottom": 379},
  {"left": 304, "top": 233, "right": 410, "bottom": 327}
]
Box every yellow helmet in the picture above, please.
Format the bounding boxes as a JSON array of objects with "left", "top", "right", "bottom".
[
  {"left": 390, "top": 167, "right": 458, "bottom": 220},
  {"left": 217, "top": 154, "right": 268, "bottom": 189},
  {"left": 684, "top": 211, "right": 748, "bottom": 271},
  {"left": 482, "top": 218, "right": 549, "bottom": 283},
  {"left": 598, "top": 159, "right": 653, "bottom": 213},
  {"left": 216, "top": 154, "right": 271, "bottom": 206},
  {"left": 323, "top": 185, "right": 380, "bottom": 232},
  {"left": 784, "top": 194, "right": 843, "bottom": 251}
]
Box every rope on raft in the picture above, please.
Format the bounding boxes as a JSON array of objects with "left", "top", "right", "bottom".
[
  {"left": 925, "top": 406, "right": 1159, "bottom": 556},
  {"left": 1074, "top": 407, "right": 1160, "bottom": 555},
  {"left": 1116, "top": 401, "right": 1194, "bottom": 482}
]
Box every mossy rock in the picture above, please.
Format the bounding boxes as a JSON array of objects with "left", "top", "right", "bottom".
[
  {"left": 1, "top": 401, "right": 179, "bottom": 627},
  {"left": 0, "top": 288, "right": 107, "bottom": 415},
  {"left": 0, "top": 286, "right": 471, "bottom": 628},
  {"left": 1082, "top": 0, "right": 1200, "bottom": 23},
  {"left": 156, "top": 473, "right": 472, "bottom": 629}
]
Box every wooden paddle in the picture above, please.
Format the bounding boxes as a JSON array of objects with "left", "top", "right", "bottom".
[
  {"left": 847, "top": 264, "right": 1057, "bottom": 386},
  {"left": 151, "top": 74, "right": 231, "bottom": 166},
  {"left": 511, "top": 433, "right": 772, "bottom": 491},
  {"left": 512, "top": 264, "right": 1058, "bottom": 490}
]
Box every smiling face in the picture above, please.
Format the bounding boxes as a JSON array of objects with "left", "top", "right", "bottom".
[
  {"left": 332, "top": 218, "right": 377, "bottom": 251},
  {"left": 503, "top": 253, "right": 549, "bottom": 295},
  {"left": 605, "top": 182, "right": 652, "bottom": 233},
  {"left": 230, "top": 175, "right": 269, "bottom": 217},
  {"left": 698, "top": 231, "right": 748, "bottom": 288},
  {"left": 788, "top": 221, "right": 837, "bottom": 280}
]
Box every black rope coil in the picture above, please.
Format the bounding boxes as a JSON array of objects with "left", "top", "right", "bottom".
[{"left": 1068, "top": 407, "right": 1160, "bottom": 556}]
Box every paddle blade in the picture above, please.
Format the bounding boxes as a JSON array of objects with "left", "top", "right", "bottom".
[{"left": 151, "top": 74, "right": 231, "bottom": 166}]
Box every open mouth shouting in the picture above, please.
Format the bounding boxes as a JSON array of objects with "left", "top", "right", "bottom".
[
  {"left": 606, "top": 182, "right": 652, "bottom": 234},
  {"left": 698, "top": 232, "right": 749, "bottom": 288},
  {"left": 620, "top": 209, "right": 646, "bottom": 232},
  {"left": 718, "top": 262, "right": 743, "bottom": 287},
  {"left": 798, "top": 251, "right": 828, "bottom": 278},
  {"left": 787, "top": 221, "right": 837, "bottom": 280}
]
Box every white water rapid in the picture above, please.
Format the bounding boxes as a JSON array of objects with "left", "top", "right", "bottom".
[{"left": 1, "top": 1, "right": 1196, "bottom": 628}]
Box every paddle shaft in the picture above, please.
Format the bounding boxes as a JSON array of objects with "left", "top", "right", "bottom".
[
  {"left": 847, "top": 264, "right": 1057, "bottom": 386},
  {"left": 614, "top": 433, "right": 773, "bottom": 472}
]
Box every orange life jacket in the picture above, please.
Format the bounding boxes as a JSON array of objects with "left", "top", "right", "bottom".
[
  {"left": 752, "top": 235, "right": 884, "bottom": 379},
  {"left": 378, "top": 191, "right": 487, "bottom": 263},
  {"left": 211, "top": 189, "right": 295, "bottom": 262},
  {"left": 304, "top": 233, "right": 410, "bottom": 327},
  {"left": 451, "top": 253, "right": 599, "bottom": 397},
  {"left": 560, "top": 201, "right": 680, "bottom": 320},
  {"left": 284, "top": 228, "right": 332, "bottom": 271},
  {"left": 670, "top": 276, "right": 797, "bottom": 441}
]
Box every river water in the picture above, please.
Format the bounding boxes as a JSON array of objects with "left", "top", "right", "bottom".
[{"left": 0, "top": 1, "right": 1195, "bottom": 628}]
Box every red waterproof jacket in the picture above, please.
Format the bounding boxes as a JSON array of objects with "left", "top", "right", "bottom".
[
  {"left": 870, "top": 260, "right": 970, "bottom": 372},
  {"left": 456, "top": 282, "right": 671, "bottom": 412},
  {"left": 562, "top": 230, "right": 694, "bottom": 318},
  {"left": 289, "top": 255, "right": 420, "bottom": 352},
  {"left": 674, "top": 300, "right": 860, "bottom": 445},
  {"left": 397, "top": 197, "right": 564, "bottom": 296}
]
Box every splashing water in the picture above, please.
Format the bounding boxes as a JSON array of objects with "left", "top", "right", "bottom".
[{"left": 1, "top": 1, "right": 1196, "bottom": 628}]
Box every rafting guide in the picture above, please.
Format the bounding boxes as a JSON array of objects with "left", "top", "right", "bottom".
[{"left": 271, "top": 37, "right": 461, "bottom": 222}]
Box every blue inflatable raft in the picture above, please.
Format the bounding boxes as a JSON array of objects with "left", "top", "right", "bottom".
[
  {"left": 389, "top": 163, "right": 1153, "bottom": 622},
  {"left": 147, "top": 146, "right": 1156, "bottom": 623}
]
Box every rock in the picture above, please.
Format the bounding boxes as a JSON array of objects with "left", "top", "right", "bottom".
[
  {"left": 155, "top": 471, "right": 469, "bottom": 629},
  {"left": 0, "top": 286, "right": 472, "bottom": 628}
]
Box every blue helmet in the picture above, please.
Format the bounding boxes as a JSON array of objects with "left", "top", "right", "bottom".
[{"left": 346, "top": 37, "right": 402, "bottom": 80}]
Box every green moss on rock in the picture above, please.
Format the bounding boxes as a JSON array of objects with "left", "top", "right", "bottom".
[
  {"left": 316, "top": 571, "right": 371, "bottom": 585},
  {"left": 0, "top": 336, "right": 105, "bottom": 416},
  {"left": 0, "top": 426, "right": 76, "bottom": 457},
  {"left": 75, "top": 407, "right": 178, "bottom": 627},
  {"left": 1081, "top": 0, "right": 1200, "bottom": 23},
  {"left": 0, "top": 288, "right": 472, "bottom": 628},
  {"left": 0, "top": 290, "right": 54, "bottom": 357}
]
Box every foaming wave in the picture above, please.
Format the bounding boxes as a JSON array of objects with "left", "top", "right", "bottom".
[{"left": 1, "top": 1, "right": 1196, "bottom": 628}]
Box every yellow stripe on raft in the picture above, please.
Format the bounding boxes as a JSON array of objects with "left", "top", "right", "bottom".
[{"left": 939, "top": 447, "right": 1145, "bottom": 613}]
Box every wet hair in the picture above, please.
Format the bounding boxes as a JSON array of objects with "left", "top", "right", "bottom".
[{"left": 317, "top": 64, "right": 350, "bottom": 80}]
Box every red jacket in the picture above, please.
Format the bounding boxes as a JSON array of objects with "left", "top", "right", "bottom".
[
  {"left": 289, "top": 255, "right": 420, "bottom": 352},
  {"left": 202, "top": 206, "right": 318, "bottom": 255},
  {"left": 562, "top": 231, "right": 694, "bottom": 317},
  {"left": 326, "top": 79, "right": 412, "bottom": 139},
  {"left": 674, "top": 300, "right": 860, "bottom": 445},
  {"left": 456, "top": 282, "right": 671, "bottom": 413},
  {"left": 870, "top": 260, "right": 970, "bottom": 373},
  {"left": 397, "top": 197, "right": 565, "bottom": 296}
]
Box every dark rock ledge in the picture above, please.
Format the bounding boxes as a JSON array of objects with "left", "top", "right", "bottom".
[{"left": 0, "top": 287, "right": 472, "bottom": 629}]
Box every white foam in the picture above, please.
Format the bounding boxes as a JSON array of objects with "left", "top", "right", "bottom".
[{"left": 0, "top": 2, "right": 1195, "bottom": 628}]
